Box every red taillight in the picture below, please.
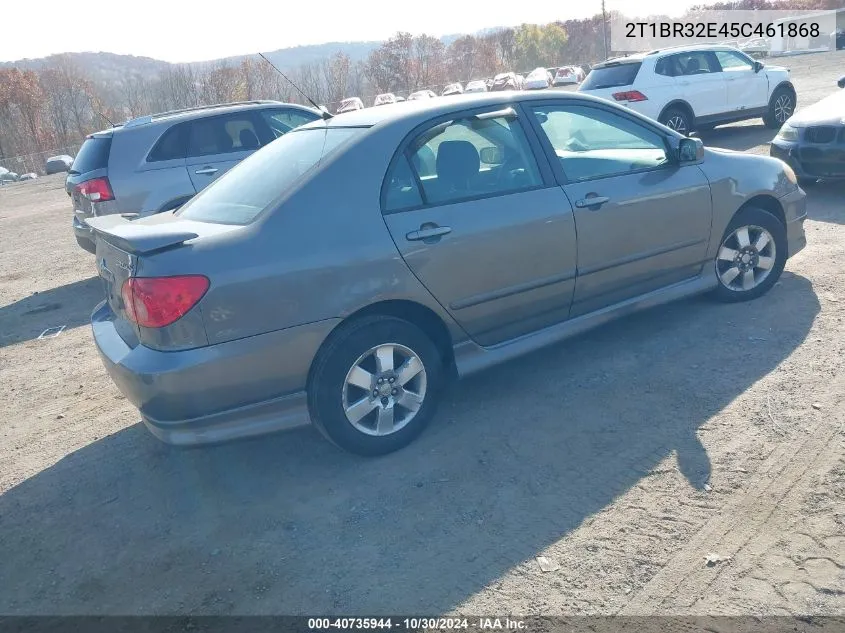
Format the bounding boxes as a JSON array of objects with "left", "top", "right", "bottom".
[
  {"left": 612, "top": 90, "right": 648, "bottom": 102},
  {"left": 121, "top": 276, "right": 209, "bottom": 328},
  {"left": 74, "top": 177, "right": 114, "bottom": 202}
]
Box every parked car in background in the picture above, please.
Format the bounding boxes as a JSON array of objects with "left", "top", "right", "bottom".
[
  {"left": 18, "top": 173, "right": 38, "bottom": 181},
  {"left": 578, "top": 44, "right": 796, "bottom": 136},
  {"left": 67, "top": 100, "right": 321, "bottom": 254},
  {"left": 442, "top": 83, "right": 464, "bottom": 96},
  {"left": 374, "top": 93, "right": 397, "bottom": 106},
  {"left": 741, "top": 38, "right": 770, "bottom": 58},
  {"left": 464, "top": 80, "right": 488, "bottom": 93},
  {"left": 45, "top": 155, "right": 74, "bottom": 174},
  {"left": 408, "top": 90, "right": 438, "bottom": 100},
  {"left": 395, "top": 96, "right": 407, "bottom": 102},
  {"left": 770, "top": 74, "right": 845, "bottom": 185},
  {"left": 525, "top": 67, "right": 553, "bottom": 90},
  {"left": 554, "top": 66, "right": 581, "bottom": 86},
  {"left": 337, "top": 97, "right": 364, "bottom": 114},
  {"left": 491, "top": 72, "right": 520, "bottom": 91},
  {"left": 88, "top": 90, "right": 806, "bottom": 456}
]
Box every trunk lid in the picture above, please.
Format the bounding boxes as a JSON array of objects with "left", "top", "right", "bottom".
[
  {"left": 87, "top": 212, "right": 240, "bottom": 342},
  {"left": 94, "top": 235, "right": 139, "bottom": 333},
  {"left": 578, "top": 60, "right": 643, "bottom": 102}
]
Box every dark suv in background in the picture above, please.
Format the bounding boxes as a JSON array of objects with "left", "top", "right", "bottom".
[{"left": 67, "top": 100, "right": 320, "bottom": 253}]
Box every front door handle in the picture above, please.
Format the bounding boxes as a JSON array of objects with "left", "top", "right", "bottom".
[
  {"left": 406, "top": 225, "right": 452, "bottom": 241},
  {"left": 574, "top": 195, "right": 610, "bottom": 210},
  {"left": 195, "top": 167, "right": 219, "bottom": 175}
]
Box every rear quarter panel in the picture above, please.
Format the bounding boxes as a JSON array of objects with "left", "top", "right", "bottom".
[
  {"left": 143, "top": 125, "right": 468, "bottom": 350},
  {"left": 110, "top": 125, "right": 195, "bottom": 215}
]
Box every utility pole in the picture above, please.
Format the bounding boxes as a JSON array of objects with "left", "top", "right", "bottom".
[{"left": 602, "top": 0, "right": 610, "bottom": 59}]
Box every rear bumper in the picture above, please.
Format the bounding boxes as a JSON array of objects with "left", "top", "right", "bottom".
[
  {"left": 780, "top": 186, "right": 808, "bottom": 258},
  {"left": 92, "top": 301, "right": 340, "bottom": 446},
  {"left": 72, "top": 216, "right": 96, "bottom": 253}
]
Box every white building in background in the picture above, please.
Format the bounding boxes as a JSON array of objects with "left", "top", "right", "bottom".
[{"left": 769, "top": 8, "right": 845, "bottom": 56}]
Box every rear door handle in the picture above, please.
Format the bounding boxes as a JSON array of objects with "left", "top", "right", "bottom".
[
  {"left": 406, "top": 226, "right": 452, "bottom": 241},
  {"left": 195, "top": 167, "right": 218, "bottom": 175},
  {"left": 574, "top": 196, "right": 610, "bottom": 209}
]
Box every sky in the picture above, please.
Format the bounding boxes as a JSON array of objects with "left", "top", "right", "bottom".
[{"left": 1, "top": 0, "right": 705, "bottom": 63}]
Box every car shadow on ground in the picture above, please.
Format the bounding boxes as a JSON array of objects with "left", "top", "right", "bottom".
[
  {"left": 696, "top": 124, "right": 776, "bottom": 152},
  {"left": 0, "top": 273, "right": 819, "bottom": 615},
  {"left": 805, "top": 180, "right": 845, "bottom": 225},
  {"left": 0, "top": 276, "right": 102, "bottom": 348}
]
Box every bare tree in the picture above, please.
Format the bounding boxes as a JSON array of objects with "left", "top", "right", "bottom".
[{"left": 322, "top": 52, "right": 351, "bottom": 106}]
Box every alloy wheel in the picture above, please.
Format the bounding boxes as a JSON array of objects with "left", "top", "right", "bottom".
[
  {"left": 716, "top": 224, "right": 777, "bottom": 292},
  {"left": 774, "top": 94, "right": 794, "bottom": 124},
  {"left": 666, "top": 115, "right": 688, "bottom": 135},
  {"left": 341, "top": 343, "right": 428, "bottom": 436}
]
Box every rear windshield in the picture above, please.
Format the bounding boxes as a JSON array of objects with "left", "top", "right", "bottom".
[
  {"left": 580, "top": 62, "right": 642, "bottom": 90},
  {"left": 69, "top": 136, "right": 112, "bottom": 174},
  {"left": 176, "top": 127, "right": 364, "bottom": 225}
]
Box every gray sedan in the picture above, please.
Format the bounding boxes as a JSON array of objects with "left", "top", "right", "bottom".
[{"left": 87, "top": 91, "right": 807, "bottom": 456}]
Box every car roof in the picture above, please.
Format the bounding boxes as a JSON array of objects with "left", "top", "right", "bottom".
[
  {"left": 107, "top": 100, "right": 319, "bottom": 134},
  {"left": 301, "top": 91, "right": 600, "bottom": 130},
  {"left": 594, "top": 43, "right": 745, "bottom": 68}
]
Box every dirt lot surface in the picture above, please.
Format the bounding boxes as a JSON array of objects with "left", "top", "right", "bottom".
[{"left": 1, "top": 51, "right": 844, "bottom": 617}]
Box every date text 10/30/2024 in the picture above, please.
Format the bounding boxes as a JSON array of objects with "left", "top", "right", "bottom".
[{"left": 307, "top": 618, "right": 527, "bottom": 630}]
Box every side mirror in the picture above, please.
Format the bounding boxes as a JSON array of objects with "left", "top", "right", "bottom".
[
  {"left": 754, "top": 61, "right": 764, "bottom": 73},
  {"left": 480, "top": 146, "right": 504, "bottom": 164},
  {"left": 838, "top": 75, "right": 845, "bottom": 89},
  {"left": 678, "top": 137, "right": 704, "bottom": 163}
]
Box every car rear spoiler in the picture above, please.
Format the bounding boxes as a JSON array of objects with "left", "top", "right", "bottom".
[{"left": 86, "top": 214, "right": 199, "bottom": 256}]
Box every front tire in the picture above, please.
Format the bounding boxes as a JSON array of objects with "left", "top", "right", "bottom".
[
  {"left": 764, "top": 86, "right": 795, "bottom": 129},
  {"left": 711, "top": 207, "right": 787, "bottom": 303},
  {"left": 308, "top": 316, "right": 444, "bottom": 456}
]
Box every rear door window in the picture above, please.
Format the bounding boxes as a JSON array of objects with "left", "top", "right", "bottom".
[
  {"left": 674, "top": 51, "right": 720, "bottom": 75},
  {"left": 70, "top": 136, "right": 112, "bottom": 174},
  {"left": 580, "top": 62, "right": 642, "bottom": 89},
  {"left": 147, "top": 124, "right": 188, "bottom": 162},
  {"left": 188, "top": 113, "right": 263, "bottom": 157},
  {"left": 383, "top": 111, "right": 543, "bottom": 210}
]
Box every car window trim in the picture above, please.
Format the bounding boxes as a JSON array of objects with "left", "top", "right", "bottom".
[
  {"left": 380, "top": 102, "right": 557, "bottom": 215},
  {"left": 522, "top": 99, "right": 679, "bottom": 186}
]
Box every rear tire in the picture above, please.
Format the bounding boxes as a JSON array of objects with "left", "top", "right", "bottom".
[
  {"left": 308, "top": 316, "right": 444, "bottom": 456},
  {"left": 659, "top": 106, "right": 693, "bottom": 136},
  {"left": 710, "top": 207, "right": 787, "bottom": 303},
  {"left": 763, "top": 86, "right": 795, "bottom": 129}
]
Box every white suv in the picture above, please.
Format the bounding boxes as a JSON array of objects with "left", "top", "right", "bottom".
[{"left": 578, "top": 44, "right": 796, "bottom": 135}]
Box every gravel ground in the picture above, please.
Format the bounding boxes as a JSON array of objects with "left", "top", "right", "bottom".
[{"left": 0, "top": 51, "right": 843, "bottom": 617}]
